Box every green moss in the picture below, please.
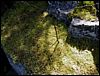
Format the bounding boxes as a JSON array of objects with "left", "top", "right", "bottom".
[
  {"left": 83, "top": 1, "right": 94, "bottom": 5},
  {"left": 1, "top": 1, "right": 99, "bottom": 75},
  {"left": 69, "top": 1, "right": 97, "bottom": 20}
]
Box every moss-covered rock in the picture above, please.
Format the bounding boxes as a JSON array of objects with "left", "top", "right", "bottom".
[
  {"left": 69, "top": 1, "right": 97, "bottom": 21},
  {"left": 1, "top": 1, "right": 99, "bottom": 75}
]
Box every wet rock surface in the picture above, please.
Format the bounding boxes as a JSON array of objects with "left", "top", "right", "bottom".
[{"left": 68, "top": 18, "right": 99, "bottom": 40}]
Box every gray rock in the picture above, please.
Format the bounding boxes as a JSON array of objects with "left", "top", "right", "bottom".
[
  {"left": 68, "top": 18, "right": 99, "bottom": 40},
  {"left": 7, "top": 55, "right": 26, "bottom": 75},
  {"left": 47, "top": 1, "right": 79, "bottom": 23},
  {"left": 47, "top": 1, "right": 99, "bottom": 40}
]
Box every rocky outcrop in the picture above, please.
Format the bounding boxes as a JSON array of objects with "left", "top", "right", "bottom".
[
  {"left": 47, "top": 1, "right": 79, "bottom": 24},
  {"left": 47, "top": 1, "right": 99, "bottom": 40},
  {"left": 68, "top": 18, "right": 99, "bottom": 40}
]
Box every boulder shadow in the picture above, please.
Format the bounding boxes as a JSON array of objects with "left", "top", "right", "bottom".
[{"left": 66, "top": 35, "right": 99, "bottom": 72}]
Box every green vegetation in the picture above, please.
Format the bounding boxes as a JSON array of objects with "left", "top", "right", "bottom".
[
  {"left": 69, "top": 1, "right": 97, "bottom": 21},
  {"left": 1, "top": 1, "right": 99, "bottom": 75}
]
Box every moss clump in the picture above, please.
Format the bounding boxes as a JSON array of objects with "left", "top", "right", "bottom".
[{"left": 69, "top": 1, "right": 97, "bottom": 21}]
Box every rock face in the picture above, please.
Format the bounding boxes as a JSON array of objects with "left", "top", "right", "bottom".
[
  {"left": 68, "top": 18, "right": 99, "bottom": 40},
  {"left": 47, "top": 1, "right": 78, "bottom": 24},
  {"left": 47, "top": 1, "right": 99, "bottom": 40}
]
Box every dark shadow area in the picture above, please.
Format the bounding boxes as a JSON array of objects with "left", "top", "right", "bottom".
[
  {"left": 0, "top": 45, "right": 18, "bottom": 75},
  {"left": 94, "top": 1, "right": 99, "bottom": 19},
  {"left": 66, "top": 35, "right": 99, "bottom": 72},
  {"left": 1, "top": 1, "right": 15, "bottom": 16}
]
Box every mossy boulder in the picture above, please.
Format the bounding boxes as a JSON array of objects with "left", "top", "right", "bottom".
[
  {"left": 69, "top": 1, "right": 97, "bottom": 21},
  {"left": 1, "top": 1, "right": 99, "bottom": 75}
]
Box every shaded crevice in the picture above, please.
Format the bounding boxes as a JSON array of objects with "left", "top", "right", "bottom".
[{"left": 66, "top": 35, "right": 99, "bottom": 73}]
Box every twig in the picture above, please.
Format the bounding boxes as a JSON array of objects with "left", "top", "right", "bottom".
[
  {"left": 54, "top": 23, "right": 59, "bottom": 43},
  {"left": 49, "top": 20, "right": 60, "bottom": 60}
]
